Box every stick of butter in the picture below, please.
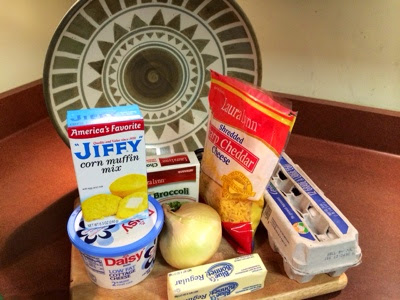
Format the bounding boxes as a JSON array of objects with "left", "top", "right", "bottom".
[{"left": 167, "top": 254, "right": 267, "bottom": 300}]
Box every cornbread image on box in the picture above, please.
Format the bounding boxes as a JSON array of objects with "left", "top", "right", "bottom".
[
  {"left": 167, "top": 254, "right": 267, "bottom": 300},
  {"left": 262, "top": 152, "right": 362, "bottom": 283},
  {"left": 146, "top": 152, "right": 200, "bottom": 208},
  {"left": 67, "top": 105, "right": 148, "bottom": 229}
]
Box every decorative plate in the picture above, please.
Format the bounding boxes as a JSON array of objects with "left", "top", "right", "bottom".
[{"left": 44, "top": 0, "right": 261, "bottom": 155}]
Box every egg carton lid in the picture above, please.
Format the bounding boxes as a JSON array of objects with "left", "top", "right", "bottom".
[{"left": 262, "top": 152, "right": 362, "bottom": 280}]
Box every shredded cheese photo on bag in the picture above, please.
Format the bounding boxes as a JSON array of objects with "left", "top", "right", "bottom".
[{"left": 200, "top": 70, "right": 297, "bottom": 254}]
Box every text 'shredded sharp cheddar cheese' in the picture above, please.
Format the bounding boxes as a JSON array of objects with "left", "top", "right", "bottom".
[{"left": 200, "top": 70, "right": 297, "bottom": 254}]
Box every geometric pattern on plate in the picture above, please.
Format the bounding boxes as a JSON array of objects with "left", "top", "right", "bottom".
[{"left": 44, "top": 0, "right": 261, "bottom": 154}]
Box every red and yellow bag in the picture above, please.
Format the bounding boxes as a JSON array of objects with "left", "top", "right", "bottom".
[{"left": 200, "top": 71, "right": 297, "bottom": 254}]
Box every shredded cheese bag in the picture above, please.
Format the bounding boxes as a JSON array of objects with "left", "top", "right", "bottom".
[{"left": 200, "top": 71, "right": 297, "bottom": 254}]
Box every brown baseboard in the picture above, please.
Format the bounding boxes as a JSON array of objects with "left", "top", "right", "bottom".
[
  {"left": 0, "top": 80, "right": 48, "bottom": 140},
  {"left": 276, "top": 94, "right": 400, "bottom": 155},
  {"left": 1, "top": 81, "right": 399, "bottom": 155}
]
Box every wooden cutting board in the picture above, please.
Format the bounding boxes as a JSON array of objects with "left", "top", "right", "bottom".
[{"left": 69, "top": 224, "right": 347, "bottom": 299}]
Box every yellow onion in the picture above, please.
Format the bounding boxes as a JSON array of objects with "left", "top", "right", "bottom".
[{"left": 159, "top": 202, "right": 222, "bottom": 269}]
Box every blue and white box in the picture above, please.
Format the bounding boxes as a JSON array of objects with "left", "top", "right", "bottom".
[
  {"left": 167, "top": 254, "right": 267, "bottom": 300},
  {"left": 262, "top": 153, "right": 362, "bottom": 283},
  {"left": 67, "top": 105, "right": 148, "bottom": 229}
]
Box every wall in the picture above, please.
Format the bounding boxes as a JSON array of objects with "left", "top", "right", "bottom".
[
  {"left": 0, "top": 0, "right": 399, "bottom": 111},
  {"left": 0, "top": 0, "right": 76, "bottom": 92},
  {"left": 238, "top": 0, "right": 400, "bottom": 111}
]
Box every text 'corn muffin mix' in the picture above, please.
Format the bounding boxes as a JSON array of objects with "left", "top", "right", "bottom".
[{"left": 67, "top": 105, "right": 148, "bottom": 229}]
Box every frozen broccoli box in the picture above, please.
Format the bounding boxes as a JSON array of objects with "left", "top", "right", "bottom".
[{"left": 67, "top": 105, "right": 148, "bottom": 229}]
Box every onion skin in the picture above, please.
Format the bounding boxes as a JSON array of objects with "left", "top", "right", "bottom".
[{"left": 159, "top": 202, "right": 222, "bottom": 269}]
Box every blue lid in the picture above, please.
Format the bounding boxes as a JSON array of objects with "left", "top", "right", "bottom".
[{"left": 67, "top": 195, "right": 164, "bottom": 257}]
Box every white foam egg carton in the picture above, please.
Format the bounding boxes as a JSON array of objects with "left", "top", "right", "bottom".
[{"left": 261, "top": 152, "right": 362, "bottom": 283}]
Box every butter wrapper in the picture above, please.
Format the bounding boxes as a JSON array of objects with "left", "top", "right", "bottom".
[
  {"left": 146, "top": 152, "right": 200, "bottom": 207},
  {"left": 167, "top": 254, "right": 267, "bottom": 300}
]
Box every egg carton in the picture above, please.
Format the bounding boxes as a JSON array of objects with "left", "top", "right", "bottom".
[{"left": 261, "top": 152, "right": 362, "bottom": 283}]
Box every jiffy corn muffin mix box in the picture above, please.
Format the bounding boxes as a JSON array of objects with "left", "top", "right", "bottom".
[{"left": 67, "top": 105, "right": 148, "bottom": 229}]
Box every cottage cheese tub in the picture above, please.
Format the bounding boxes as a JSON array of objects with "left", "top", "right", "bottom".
[{"left": 67, "top": 195, "right": 164, "bottom": 289}]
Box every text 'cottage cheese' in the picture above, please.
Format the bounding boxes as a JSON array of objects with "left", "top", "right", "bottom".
[
  {"left": 68, "top": 196, "right": 164, "bottom": 289},
  {"left": 67, "top": 105, "right": 148, "bottom": 229}
]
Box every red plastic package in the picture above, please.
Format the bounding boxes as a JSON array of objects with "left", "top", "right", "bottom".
[{"left": 200, "top": 71, "right": 297, "bottom": 253}]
